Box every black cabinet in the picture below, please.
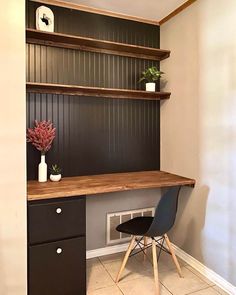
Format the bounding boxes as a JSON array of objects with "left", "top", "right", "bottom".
[
  {"left": 29, "top": 237, "right": 86, "bottom": 295},
  {"left": 28, "top": 197, "right": 86, "bottom": 295},
  {"left": 28, "top": 198, "right": 85, "bottom": 244}
]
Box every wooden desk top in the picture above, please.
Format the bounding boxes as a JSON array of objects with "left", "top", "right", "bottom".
[{"left": 27, "top": 170, "right": 195, "bottom": 201}]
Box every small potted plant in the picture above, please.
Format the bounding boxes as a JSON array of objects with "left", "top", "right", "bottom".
[
  {"left": 49, "top": 164, "right": 62, "bottom": 182},
  {"left": 139, "top": 66, "right": 164, "bottom": 92}
]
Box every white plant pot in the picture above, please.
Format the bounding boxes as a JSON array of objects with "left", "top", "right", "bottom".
[
  {"left": 38, "top": 154, "right": 47, "bottom": 182},
  {"left": 145, "top": 82, "right": 156, "bottom": 92},
  {"left": 50, "top": 174, "right": 62, "bottom": 182}
]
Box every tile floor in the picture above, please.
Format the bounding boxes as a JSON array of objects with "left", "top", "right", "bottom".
[{"left": 87, "top": 250, "right": 229, "bottom": 295}]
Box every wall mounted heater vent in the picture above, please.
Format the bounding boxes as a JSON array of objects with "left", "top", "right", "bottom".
[{"left": 107, "top": 207, "right": 155, "bottom": 245}]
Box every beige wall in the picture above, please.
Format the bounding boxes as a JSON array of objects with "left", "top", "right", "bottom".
[
  {"left": 161, "top": 0, "right": 236, "bottom": 286},
  {"left": 0, "top": 1, "right": 27, "bottom": 294}
]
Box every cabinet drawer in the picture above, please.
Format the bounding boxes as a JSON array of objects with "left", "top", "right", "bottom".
[
  {"left": 28, "top": 197, "right": 85, "bottom": 244},
  {"left": 28, "top": 236, "right": 86, "bottom": 295}
]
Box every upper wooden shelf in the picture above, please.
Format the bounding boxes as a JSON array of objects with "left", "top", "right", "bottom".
[
  {"left": 26, "top": 29, "right": 170, "bottom": 61},
  {"left": 30, "top": 0, "right": 159, "bottom": 26},
  {"left": 27, "top": 170, "right": 195, "bottom": 201},
  {"left": 26, "top": 82, "right": 171, "bottom": 101}
]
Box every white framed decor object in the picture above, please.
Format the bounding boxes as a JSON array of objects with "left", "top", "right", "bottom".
[{"left": 36, "top": 6, "right": 54, "bottom": 32}]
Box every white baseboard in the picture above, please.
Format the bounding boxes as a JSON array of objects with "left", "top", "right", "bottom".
[
  {"left": 86, "top": 242, "right": 130, "bottom": 259},
  {"left": 86, "top": 242, "right": 236, "bottom": 295}
]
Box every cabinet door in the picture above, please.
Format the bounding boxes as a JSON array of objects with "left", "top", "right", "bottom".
[
  {"left": 28, "top": 197, "right": 85, "bottom": 244},
  {"left": 28, "top": 237, "right": 86, "bottom": 295}
]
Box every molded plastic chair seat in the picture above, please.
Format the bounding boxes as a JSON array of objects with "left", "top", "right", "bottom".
[
  {"left": 117, "top": 216, "right": 153, "bottom": 236},
  {"left": 115, "top": 186, "right": 184, "bottom": 295}
]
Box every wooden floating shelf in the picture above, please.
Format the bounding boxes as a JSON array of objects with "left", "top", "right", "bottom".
[
  {"left": 30, "top": 0, "right": 160, "bottom": 26},
  {"left": 27, "top": 170, "right": 195, "bottom": 201},
  {"left": 26, "top": 29, "right": 170, "bottom": 61},
  {"left": 26, "top": 82, "right": 171, "bottom": 101}
]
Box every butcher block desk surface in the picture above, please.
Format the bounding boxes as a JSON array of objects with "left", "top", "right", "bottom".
[{"left": 27, "top": 170, "right": 195, "bottom": 201}]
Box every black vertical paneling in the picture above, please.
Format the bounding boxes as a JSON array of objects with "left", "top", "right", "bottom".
[
  {"left": 26, "top": 44, "right": 158, "bottom": 90},
  {"left": 27, "top": 94, "right": 160, "bottom": 179},
  {"left": 26, "top": 2, "right": 159, "bottom": 48},
  {"left": 26, "top": 2, "right": 160, "bottom": 180}
]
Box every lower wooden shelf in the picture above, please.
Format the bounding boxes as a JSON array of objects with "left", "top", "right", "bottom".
[
  {"left": 26, "top": 82, "right": 171, "bottom": 101},
  {"left": 27, "top": 170, "right": 195, "bottom": 201}
]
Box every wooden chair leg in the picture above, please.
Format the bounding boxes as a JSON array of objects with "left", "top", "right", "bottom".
[
  {"left": 144, "top": 236, "right": 148, "bottom": 261},
  {"left": 164, "top": 234, "right": 183, "bottom": 278},
  {"left": 115, "top": 236, "right": 136, "bottom": 283},
  {"left": 152, "top": 239, "right": 160, "bottom": 295}
]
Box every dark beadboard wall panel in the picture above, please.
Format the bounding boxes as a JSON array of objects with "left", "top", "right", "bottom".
[
  {"left": 26, "top": 44, "right": 157, "bottom": 89},
  {"left": 26, "top": 1, "right": 160, "bottom": 180},
  {"left": 27, "top": 2, "right": 159, "bottom": 48},
  {"left": 27, "top": 94, "right": 160, "bottom": 179}
]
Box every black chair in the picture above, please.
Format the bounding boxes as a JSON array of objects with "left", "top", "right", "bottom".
[{"left": 115, "top": 186, "right": 183, "bottom": 295}]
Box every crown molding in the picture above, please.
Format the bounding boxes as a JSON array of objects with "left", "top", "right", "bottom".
[{"left": 159, "top": 0, "right": 197, "bottom": 25}]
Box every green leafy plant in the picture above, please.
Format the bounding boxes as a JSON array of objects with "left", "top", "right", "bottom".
[
  {"left": 49, "top": 164, "right": 62, "bottom": 175},
  {"left": 139, "top": 66, "right": 164, "bottom": 83}
]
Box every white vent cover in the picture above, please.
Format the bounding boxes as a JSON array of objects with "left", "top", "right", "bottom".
[{"left": 107, "top": 207, "right": 155, "bottom": 245}]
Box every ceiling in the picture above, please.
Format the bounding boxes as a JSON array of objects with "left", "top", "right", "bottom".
[{"left": 65, "top": 0, "right": 188, "bottom": 22}]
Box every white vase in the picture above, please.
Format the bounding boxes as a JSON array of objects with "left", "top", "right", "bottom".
[
  {"left": 50, "top": 174, "right": 62, "bottom": 182},
  {"left": 146, "top": 82, "right": 156, "bottom": 92},
  {"left": 38, "top": 154, "right": 47, "bottom": 182}
]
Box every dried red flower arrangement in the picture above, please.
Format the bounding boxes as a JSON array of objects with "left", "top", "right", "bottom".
[{"left": 27, "top": 120, "right": 56, "bottom": 154}]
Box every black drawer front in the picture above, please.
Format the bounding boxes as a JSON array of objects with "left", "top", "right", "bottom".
[
  {"left": 28, "top": 236, "right": 86, "bottom": 295},
  {"left": 28, "top": 197, "right": 85, "bottom": 244}
]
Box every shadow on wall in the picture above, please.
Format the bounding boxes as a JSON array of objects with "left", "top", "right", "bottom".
[
  {"left": 0, "top": 231, "right": 6, "bottom": 295},
  {"left": 169, "top": 185, "right": 210, "bottom": 266},
  {"left": 227, "top": 44, "right": 236, "bottom": 284}
]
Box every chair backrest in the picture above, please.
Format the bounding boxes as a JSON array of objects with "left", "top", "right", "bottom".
[{"left": 145, "top": 186, "right": 181, "bottom": 237}]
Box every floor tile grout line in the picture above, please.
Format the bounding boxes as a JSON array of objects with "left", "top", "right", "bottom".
[
  {"left": 98, "top": 255, "right": 165, "bottom": 294},
  {"left": 116, "top": 284, "right": 125, "bottom": 295},
  {"left": 87, "top": 285, "right": 115, "bottom": 293},
  {"left": 88, "top": 254, "right": 225, "bottom": 295},
  {"left": 158, "top": 266, "right": 216, "bottom": 295},
  {"left": 159, "top": 264, "right": 214, "bottom": 285},
  {"left": 98, "top": 256, "right": 119, "bottom": 283},
  {"left": 185, "top": 285, "right": 217, "bottom": 295},
  {"left": 87, "top": 282, "right": 116, "bottom": 293},
  {"left": 100, "top": 255, "right": 173, "bottom": 295},
  {"left": 96, "top": 253, "right": 183, "bottom": 294},
  {"left": 87, "top": 285, "right": 124, "bottom": 294},
  {"left": 185, "top": 265, "right": 216, "bottom": 287},
  {"left": 87, "top": 257, "right": 117, "bottom": 293},
  {"left": 98, "top": 255, "right": 124, "bottom": 266},
  {"left": 97, "top": 256, "right": 126, "bottom": 295},
  {"left": 160, "top": 281, "right": 174, "bottom": 294},
  {"left": 98, "top": 254, "right": 152, "bottom": 281}
]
